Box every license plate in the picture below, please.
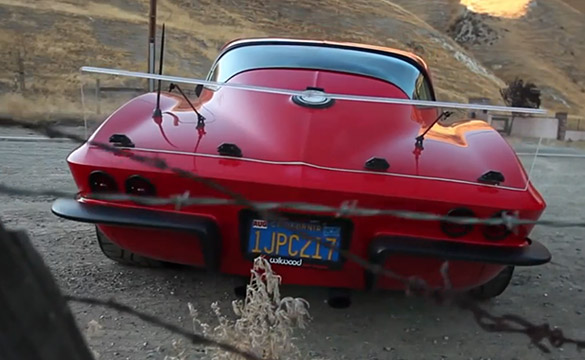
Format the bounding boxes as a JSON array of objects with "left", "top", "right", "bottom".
[{"left": 246, "top": 218, "right": 343, "bottom": 264}]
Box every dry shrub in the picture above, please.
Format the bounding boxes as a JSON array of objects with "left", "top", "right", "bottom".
[{"left": 182, "top": 257, "right": 311, "bottom": 360}]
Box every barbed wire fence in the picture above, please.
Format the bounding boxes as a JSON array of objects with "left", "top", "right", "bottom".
[
  {"left": 0, "top": 218, "right": 265, "bottom": 360},
  {"left": 1, "top": 117, "right": 585, "bottom": 358}
]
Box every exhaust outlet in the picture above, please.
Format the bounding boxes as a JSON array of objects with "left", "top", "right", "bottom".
[
  {"left": 327, "top": 287, "right": 352, "bottom": 309},
  {"left": 233, "top": 277, "right": 249, "bottom": 299},
  {"left": 234, "top": 285, "right": 247, "bottom": 299}
]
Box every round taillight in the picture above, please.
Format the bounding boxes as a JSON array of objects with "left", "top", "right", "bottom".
[
  {"left": 440, "top": 208, "right": 475, "bottom": 238},
  {"left": 88, "top": 171, "right": 118, "bottom": 192},
  {"left": 125, "top": 175, "right": 156, "bottom": 196},
  {"left": 482, "top": 211, "right": 511, "bottom": 241}
]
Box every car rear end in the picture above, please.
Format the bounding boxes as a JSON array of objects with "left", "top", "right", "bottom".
[
  {"left": 54, "top": 139, "right": 549, "bottom": 292},
  {"left": 56, "top": 42, "right": 550, "bottom": 294}
]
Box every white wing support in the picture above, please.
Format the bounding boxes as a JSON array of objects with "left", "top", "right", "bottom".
[{"left": 81, "top": 66, "right": 549, "bottom": 115}]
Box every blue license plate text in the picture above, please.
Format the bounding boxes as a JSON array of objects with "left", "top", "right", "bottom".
[{"left": 247, "top": 218, "right": 342, "bottom": 262}]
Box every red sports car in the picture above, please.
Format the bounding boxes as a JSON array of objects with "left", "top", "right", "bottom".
[{"left": 52, "top": 38, "right": 551, "bottom": 307}]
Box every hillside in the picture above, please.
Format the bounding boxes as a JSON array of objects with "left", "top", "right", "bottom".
[
  {"left": 0, "top": 0, "right": 582, "bottom": 120},
  {"left": 392, "top": 0, "right": 585, "bottom": 116}
]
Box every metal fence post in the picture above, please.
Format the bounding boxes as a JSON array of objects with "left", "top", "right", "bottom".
[
  {"left": 148, "top": 0, "right": 157, "bottom": 92},
  {"left": 95, "top": 78, "right": 101, "bottom": 115}
]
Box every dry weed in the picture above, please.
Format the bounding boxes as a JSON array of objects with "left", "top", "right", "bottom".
[{"left": 184, "top": 257, "right": 311, "bottom": 360}]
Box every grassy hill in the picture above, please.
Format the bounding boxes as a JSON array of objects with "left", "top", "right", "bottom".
[
  {"left": 393, "top": 0, "right": 585, "bottom": 116},
  {"left": 0, "top": 0, "right": 582, "bottom": 121}
]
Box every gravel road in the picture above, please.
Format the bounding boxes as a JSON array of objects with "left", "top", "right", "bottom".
[{"left": 1, "top": 128, "right": 584, "bottom": 360}]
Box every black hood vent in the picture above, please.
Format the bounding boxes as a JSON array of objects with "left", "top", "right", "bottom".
[
  {"left": 365, "top": 157, "right": 390, "bottom": 171},
  {"left": 478, "top": 170, "right": 505, "bottom": 185},
  {"left": 109, "top": 134, "right": 134, "bottom": 148},
  {"left": 218, "top": 143, "right": 242, "bottom": 157}
]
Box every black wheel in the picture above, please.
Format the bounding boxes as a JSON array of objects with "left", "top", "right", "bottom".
[
  {"left": 96, "top": 226, "right": 163, "bottom": 267},
  {"left": 468, "top": 265, "right": 514, "bottom": 300}
]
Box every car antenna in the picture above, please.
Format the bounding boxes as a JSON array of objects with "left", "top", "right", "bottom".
[
  {"left": 152, "top": 23, "right": 165, "bottom": 119},
  {"left": 415, "top": 110, "right": 453, "bottom": 150}
]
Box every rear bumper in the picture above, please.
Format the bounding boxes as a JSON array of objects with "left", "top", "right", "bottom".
[
  {"left": 52, "top": 198, "right": 551, "bottom": 281},
  {"left": 51, "top": 198, "right": 221, "bottom": 270},
  {"left": 365, "top": 235, "right": 551, "bottom": 290},
  {"left": 368, "top": 235, "right": 551, "bottom": 267}
]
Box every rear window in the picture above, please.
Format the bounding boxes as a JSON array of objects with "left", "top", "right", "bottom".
[{"left": 207, "top": 42, "right": 434, "bottom": 100}]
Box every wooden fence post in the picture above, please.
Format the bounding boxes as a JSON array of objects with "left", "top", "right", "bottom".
[
  {"left": 16, "top": 48, "right": 26, "bottom": 93},
  {"left": 0, "top": 220, "right": 94, "bottom": 360},
  {"left": 556, "top": 112, "right": 568, "bottom": 141}
]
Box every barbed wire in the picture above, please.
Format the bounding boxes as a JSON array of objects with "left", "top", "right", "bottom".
[
  {"left": 453, "top": 297, "right": 585, "bottom": 353},
  {"left": 64, "top": 295, "right": 264, "bottom": 360},
  {"left": 0, "top": 117, "right": 511, "bottom": 288},
  {"left": 2, "top": 117, "right": 585, "bottom": 355},
  {"left": 2, "top": 184, "right": 585, "bottom": 229},
  {"left": 63, "top": 295, "right": 261, "bottom": 360},
  {"left": 0, "top": 118, "right": 252, "bottom": 206},
  {"left": 66, "top": 291, "right": 585, "bottom": 357}
]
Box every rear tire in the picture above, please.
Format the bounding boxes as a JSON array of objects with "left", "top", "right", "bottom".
[
  {"left": 96, "top": 226, "right": 163, "bottom": 267},
  {"left": 468, "top": 265, "right": 514, "bottom": 300}
]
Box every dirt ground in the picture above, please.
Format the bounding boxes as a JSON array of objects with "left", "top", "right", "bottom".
[{"left": 1, "top": 127, "right": 584, "bottom": 360}]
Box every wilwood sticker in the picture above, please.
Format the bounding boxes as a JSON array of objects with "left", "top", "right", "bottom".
[{"left": 268, "top": 256, "right": 303, "bottom": 267}]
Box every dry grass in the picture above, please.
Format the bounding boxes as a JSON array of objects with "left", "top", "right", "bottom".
[
  {"left": 0, "top": 0, "right": 509, "bottom": 123},
  {"left": 479, "top": 0, "right": 585, "bottom": 115},
  {"left": 0, "top": 0, "right": 582, "bottom": 123},
  {"left": 568, "top": 115, "right": 585, "bottom": 131},
  {"left": 392, "top": 0, "right": 585, "bottom": 117},
  {"left": 0, "top": 93, "right": 83, "bottom": 120},
  {"left": 0, "top": 85, "right": 131, "bottom": 124},
  {"left": 169, "top": 257, "right": 311, "bottom": 360},
  {"left": 560, "top": 0, "right": 585, "bottom": 14}
]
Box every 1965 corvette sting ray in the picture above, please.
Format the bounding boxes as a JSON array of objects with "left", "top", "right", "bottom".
[{"left": 52, "top": 37, "right": 551, "bottom": 305}]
